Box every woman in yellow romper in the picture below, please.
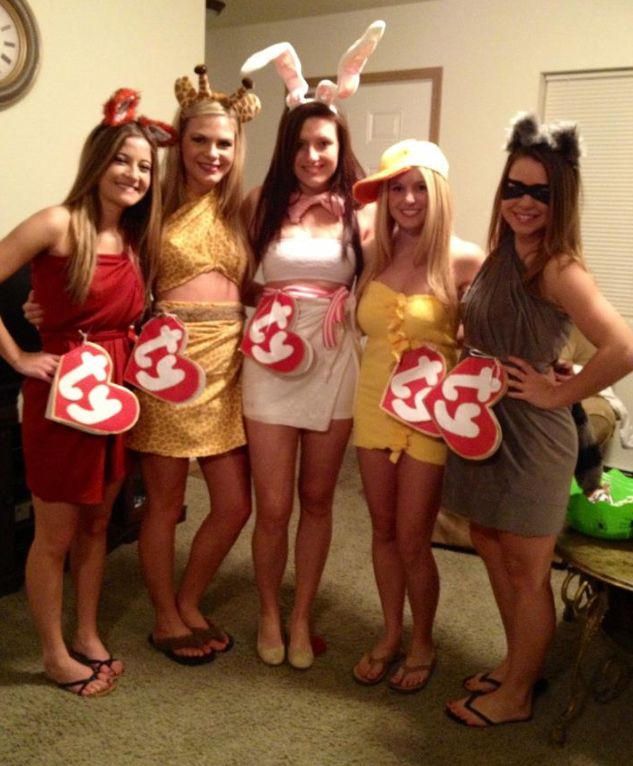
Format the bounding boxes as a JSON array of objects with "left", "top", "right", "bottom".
[
  {"left": 351, "top": 141, "right": 482, "bottom": 691},
  {"left": 127, "top": 67, "right": 261, "bottom": 664}
]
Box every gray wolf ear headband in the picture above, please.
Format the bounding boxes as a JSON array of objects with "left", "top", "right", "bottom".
[
  {"left": 240, "top": 20, "right": 385, "bottom": 112},
  {"left": 505, "top": 112, "right": 582, "bottom": 168}
]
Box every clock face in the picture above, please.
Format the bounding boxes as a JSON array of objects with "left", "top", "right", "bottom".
[
  {"left": 0, "top": 3, "right": 23, "bottom": 84},
  {"left": 0, "top": 0, "right": 39, "bottom": 107}
]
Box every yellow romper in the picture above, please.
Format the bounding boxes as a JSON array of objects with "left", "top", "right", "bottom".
[
  {"left": 127, "top": 193, "right": 247, "bottom": 458},
  {"left": 353, "top": 280, "right": 459, "bottom": 465}
]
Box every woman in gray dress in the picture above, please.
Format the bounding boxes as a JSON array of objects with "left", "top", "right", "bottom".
[{"left": 443, "top": 114, "right": 633, "bottom": 727}]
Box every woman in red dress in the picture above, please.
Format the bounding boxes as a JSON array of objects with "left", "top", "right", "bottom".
[{"left": 0, "top": 91, "right": 164, "bottom": 696}]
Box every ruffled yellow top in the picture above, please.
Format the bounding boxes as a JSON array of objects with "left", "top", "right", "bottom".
[
  {"left": 156, "top": 192, "right": 246, "bottom": 295},
  {"left": 353, "top": 280, "right": 459, "bottom": 464}
]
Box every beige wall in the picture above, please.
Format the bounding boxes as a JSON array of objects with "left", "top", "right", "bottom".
[
  {"left": 206, "top": 0, "right": 633, "bottom": 250},
  {"left": 0, "top": 0, "right": 205, "bottom": 234}
]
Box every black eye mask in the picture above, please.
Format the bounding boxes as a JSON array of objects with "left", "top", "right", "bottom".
[{"left": 502, "top": 179, "right": 550, "bottom": 205}]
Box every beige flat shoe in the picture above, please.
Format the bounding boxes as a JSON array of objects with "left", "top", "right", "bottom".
[
  {"left": 287, "top": 644, "right": 314, "bottom": 670},
  {"left": 257, "top": 638, "right": 285, "bottom": 666}
]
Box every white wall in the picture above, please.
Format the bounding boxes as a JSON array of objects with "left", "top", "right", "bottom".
[{"left": 0, "top": 0, "right": 206, "bottom": 234}]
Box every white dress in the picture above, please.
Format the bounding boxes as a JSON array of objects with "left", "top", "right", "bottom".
[{"left": 241, "top": 238, "right": 358, "bottom": 431}]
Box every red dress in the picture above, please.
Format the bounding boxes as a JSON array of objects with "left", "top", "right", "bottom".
[{"left": 21, "top": 252, "right": 144, "bottom": 505}]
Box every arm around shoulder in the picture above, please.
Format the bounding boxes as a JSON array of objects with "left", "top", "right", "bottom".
[
  {"left": 240, "top": 187, "right": 261, "bottom": 231},
  {"left": 356, "top": 202, "right": 375, "bottom": 245},
  {"left": 240, "top": 188, "right": 263, "bottom": 307},
  {"left": 450, "top": 236, "right": 485, "bottom": 298},
  {"left": 354, "top": 202, "right": 376, "bottom": 271}
]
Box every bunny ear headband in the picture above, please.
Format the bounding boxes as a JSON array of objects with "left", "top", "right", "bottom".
[
  {"left": 102, "top": 88, "right": 178, "bottom": 147},
  {"left": 174, "top": 64, "right": 262, "bottom": 124},
  {"left": 505, "top": 112, "right": 582, "bottom": 168},
  {"left": 241, "top": 20, "right": 386, "bottom": 111}
]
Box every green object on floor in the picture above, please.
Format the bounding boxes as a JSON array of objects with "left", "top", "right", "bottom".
[{"left": 567, "top": 469, "right": 633, "bottom": 540}]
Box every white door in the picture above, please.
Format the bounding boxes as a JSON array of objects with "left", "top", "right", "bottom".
[{"left": 343, "top": 78, "right": 436, "bottom": 173}]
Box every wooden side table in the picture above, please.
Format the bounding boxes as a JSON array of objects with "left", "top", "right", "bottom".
[{"left": 552, "top": 529, "right": 633, "bottom": 745}]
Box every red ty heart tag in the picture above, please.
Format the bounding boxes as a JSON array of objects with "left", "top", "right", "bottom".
[
  {"left": 423, "top": 355, "right": 507, "bottom": 459},
  {"left": 380, "top": 345, "right": 447, "bottom": 437},
  {"left": 124, "top": 315, "right": 206, "bottom": 404},
  {"left": 46, "top": 341, "right": 140, "bottom": 434},
  {"left": 241, "top": 291, "right": 313, "bottom": 375}
]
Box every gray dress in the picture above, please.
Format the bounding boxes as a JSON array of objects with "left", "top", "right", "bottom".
[{"left": 442, "top": 237, "right": 577, "bottom": 536}]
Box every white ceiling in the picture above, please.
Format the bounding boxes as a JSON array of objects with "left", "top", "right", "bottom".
[{"left": 207, "top": 1, "right": 422, "bottom": 27}]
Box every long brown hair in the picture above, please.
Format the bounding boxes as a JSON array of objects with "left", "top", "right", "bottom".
[
  {"left": 249, "top": 101, "right": 364, "bottom": 273},
  {"left": 63, "top": 122, "right": 162, "bottom": 304},
  {"left": 488, "top": 145, "right": 584, "bottom": 293}
]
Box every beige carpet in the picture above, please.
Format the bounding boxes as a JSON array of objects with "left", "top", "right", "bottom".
[{"left": 1, "top": 449, "right": 632, "bottom": 766}]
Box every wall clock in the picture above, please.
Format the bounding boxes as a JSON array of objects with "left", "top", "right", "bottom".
[{"left": 0, "top": 0, "right": 40, "bottom": 108}]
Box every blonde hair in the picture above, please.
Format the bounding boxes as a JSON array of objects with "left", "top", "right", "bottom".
[
  {"left": 63, "top": 122, "right": 162, "bottom": 304},
  {"left": 359, "top": 167, "right": 456, "bottom": 311},
  {"left": 162, "top": 100, "right": 245, "bottom": 228}
]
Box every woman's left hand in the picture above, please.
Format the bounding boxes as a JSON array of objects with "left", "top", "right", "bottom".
[{"left": 504, "top": 355, "right": 561, "bottom": 409}]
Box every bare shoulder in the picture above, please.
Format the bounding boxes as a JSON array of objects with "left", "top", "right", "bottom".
[
  {"left": 542, "top": 253, "right": 589, "bottom": 294},
  {"left": 245, "top": 186, "right": 261, "bottom": 205},
  {"left": 15, "top": 204, "right": 69, "bottom": 236},
  {"left": 1, "top": 205, "right": 70, "bottom": 258},
  {"left": 0, "top": 205, "right": 71, "bottom": 281},
  {"left": 544, "top": 251, "right": 580, "bottom": 276},
  {"left": 542, "top": 253, "right": 601, "bottom": 314},
  {"left": 450, "top": 234, "right": 484, "bottom": 258},
  {"left": 356, "top": 202, "right": 376, "bottom": 243},
  {"left": 450, "top": 235, "right": 485, "bottom": 292},
  {"left": 241, "top": 186, "right": 262, "bottom": 228},
  {"left": 361, "top": 236, "right": 376, "bottom": 268}
]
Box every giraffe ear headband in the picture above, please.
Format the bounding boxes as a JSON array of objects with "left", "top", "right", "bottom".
[
  {"left": 505, "top": 112, "right": 582, "bottom": 168},
  {"left": 240, "top": 20, "right": 386, "bottom": 112},
  {"left": 102, "top": 88, "right": 178, "bottom": 147},
  {"left": 174, "top": 64, "right": 262, "bottom": 123}
]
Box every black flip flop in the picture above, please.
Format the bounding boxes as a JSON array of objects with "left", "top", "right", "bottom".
[
  {"left": 446, "top": 693, "right": 533, "bottom": 728},
  {"left": 148, "top": 633, "right": 216, "bottom": 666}
]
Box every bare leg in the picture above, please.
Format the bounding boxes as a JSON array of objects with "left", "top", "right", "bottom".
[
  {"left": 138, "top": 453, "right": 211, "bottom": 659},
  {"left": 289, "top": 419, "right": 352, "bottom": 664},
  {"left": 70, "top": 480, "right": 124, "bottom": 676},
  {"left": 177, "top": 447, "right": 251, "bottom": 649},
  {"left": 389, "top": 455, "right": 443, "bottom": 690},
  {"left": 464, "top": 522, "right": 516, "bottom": 690},
  {"left": 247, "top": 419, "right": 299, "bottom": 652},
  {"left": 447, "top": 531, "right": 557, "bottom": 726},
  {"left": 26, "top": 496, "right": 111, "bottom": 695},
  {"left": 498, "top": 532, "right": 556, "bottom": 693},
  {"left": 353, "top": 448, "right": 404, "bottom": 682}
]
